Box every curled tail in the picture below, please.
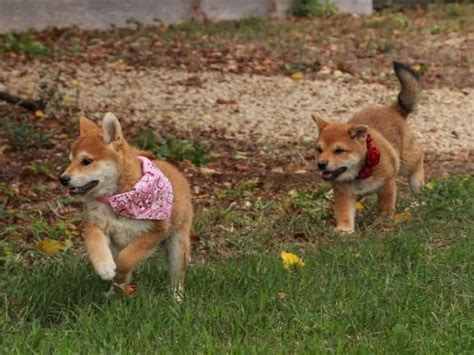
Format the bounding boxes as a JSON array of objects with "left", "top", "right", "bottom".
[{"left": 393, "top": 61, "right": 421, "bottom": 118}]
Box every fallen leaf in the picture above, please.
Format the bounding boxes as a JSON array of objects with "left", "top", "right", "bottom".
[
  {"left": 199, "top": 167, "right": 217, "bottom": 175},
  {"left": 234, "top": 163, "right": 249, "bottom": 172},
  {"left": 36, "top": 239, "right": 71, "bottom": 254},
  {"left": 34, "top": 110, "right": 45, "bottom": 118},
  {"left": 112, "top": 59, "right": 128, "bottom": 71},
  {"left": 326, "top": 43, "right": 338, "bottom": 52},
  {"left": 394, "top": 211, "right": 412, "bottom": 223},
  {"left": 355, "top": 202, "right": 365, "bottom": 211},
  {"left": 0, "top": 144, "right": 11, "bottom": 155},
  {"left": 277, "top": 292, "right": 286, "bottom": 300},
  {"left": 10, "top": 183, "right": 20, "bottom": 195},
  {"left": 291, "top": 72, "right": 304, "bottom": 81},
  {"left": 410, "top": 63, "right": 429, "bottom": 75},
  {"left": 0, "top": 155, "right": 10, "bottom": 164}
]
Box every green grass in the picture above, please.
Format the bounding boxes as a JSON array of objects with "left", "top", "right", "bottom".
[
  {"left": 134, "top": 130, "right": 212, "bottom": 167},
  {"left": 0, "top": 30, "right": 51, "bottom": 56},
  {"left": 1, "top": 175, "right": 473, "bottom": 353},
  {"left": 290, "top": 0, "right": 338, "bottom": 18},
  {"left": 2, "top": 118, "right": 52, "bottom": 149}
]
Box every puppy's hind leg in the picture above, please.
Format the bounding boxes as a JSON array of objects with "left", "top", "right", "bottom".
[
  {"left": 164, "top": 222, "right": 192, "bottom": 301},
  {"left": 401, "top": 138, "right": 424, "bottom": 194},
  {"left": 408, "top": 159, "right": 424, "bottom": 194}
]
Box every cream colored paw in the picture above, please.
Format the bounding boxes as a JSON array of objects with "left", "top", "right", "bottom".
[
  {"left": 104, "top": 281, "right": 125, "bottom": 298},
  {"left": 173, "top": 285, "right": 184, "bottom": 302},
  {"left": 409, "top": 176, "right": 424, "bottom": 194},
  {"left": 94, "top": 259, "right": 116, "bottom": 280},
  {"left": 335, "top": 226, "right": 354, "bottom": 234}
]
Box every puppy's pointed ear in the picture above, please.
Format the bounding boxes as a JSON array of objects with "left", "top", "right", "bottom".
[
  {"left": 348, "top": 125, "right": 368, "bottom": 140},
  {"left": 102, "top": 112, "right": 122, "bottom": 145},
  {"left": 311, "top": 114, "right": 330, "bottom": 137},
  {"left": 79, "top": 116, "right": 100, "bottom": 136}
]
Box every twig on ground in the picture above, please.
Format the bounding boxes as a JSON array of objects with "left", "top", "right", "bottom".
[{"left": 0, "top": 90, "right": 44, "bottom": 112}]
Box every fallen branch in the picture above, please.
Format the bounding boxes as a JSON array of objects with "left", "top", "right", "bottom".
[{"left": 0, "top": 90, "right": 44, "bottom": 112}]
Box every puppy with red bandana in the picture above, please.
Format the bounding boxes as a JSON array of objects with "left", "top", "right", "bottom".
[
  {"left": 312, "top": 62, "right": 424, "bottom": 233},
  {"left": 60, "top": 113, "right": 193, "bottom": 299}
]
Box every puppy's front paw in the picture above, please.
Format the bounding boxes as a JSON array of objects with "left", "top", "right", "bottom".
[
  {"left": 94, "top": 259, "right": 116, "bottom": 280},
  {"left": 173, "top": 285, "right": 184, "bottom": 303},
  {"left": 335, "top": 226, "right": 354, "bottom": 234}
]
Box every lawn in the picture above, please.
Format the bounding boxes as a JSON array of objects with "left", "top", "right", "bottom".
[{"left": 2, "top": 175, "right": 473, "bottom": 353}]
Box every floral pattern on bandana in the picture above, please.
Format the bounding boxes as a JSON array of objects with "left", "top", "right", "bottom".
[{"left": 97, "top": 156, "right": 173, "bottom": 220}]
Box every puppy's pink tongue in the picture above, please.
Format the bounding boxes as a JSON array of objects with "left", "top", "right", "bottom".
[{"left": 322, "top": 172, "right": 332, "bottom": 179}]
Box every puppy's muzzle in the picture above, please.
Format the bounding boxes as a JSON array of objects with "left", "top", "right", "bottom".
[
  {"left": 59, "top": 175, "right": 71, "bottom": 186},
  {"left": 317, "top": 161, "right": 328, "bottom": 171}
]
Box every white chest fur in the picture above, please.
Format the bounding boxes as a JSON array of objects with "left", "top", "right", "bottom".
[
  {"left": 86, "top": 201, "right": 154, "bottom": 249},
  {"left": 343, "top": 178, "right": 384, "bottom": 197}
]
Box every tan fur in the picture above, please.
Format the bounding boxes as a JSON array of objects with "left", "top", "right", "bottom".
[
  {"left": 313, "top": 62, "right": 424, "bottom": 233},
  {"left": 61, "top": 114, "right": 193, "bottom": 297}
]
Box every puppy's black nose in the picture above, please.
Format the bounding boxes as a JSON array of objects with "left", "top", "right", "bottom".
[
  {"left": 317, "top": 161, "right": 328, "bottom": 171},
  {"left": 59, "top": 175, "right": 71, "bottom": 186}
]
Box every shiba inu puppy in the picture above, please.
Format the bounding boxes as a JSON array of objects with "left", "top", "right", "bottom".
[
  {"left": 313, "top": 62, "right": 424, "bottom": 233},
  {"left": 60, "top": 113, "right": 193, "bottom": 298}
]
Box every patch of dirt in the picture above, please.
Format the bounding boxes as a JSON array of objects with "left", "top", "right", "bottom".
[{"left": 1, "top": 64, "right": 472, "bottom": 156}]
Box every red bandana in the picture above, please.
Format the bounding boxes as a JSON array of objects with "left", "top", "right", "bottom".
[{"left": 357, "top": 134, "right": 380, "bottom": 179}]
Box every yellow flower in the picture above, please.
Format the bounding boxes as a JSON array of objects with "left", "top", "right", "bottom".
[{"left": 281, "top": 251, "right": 305, "bottom": 270}]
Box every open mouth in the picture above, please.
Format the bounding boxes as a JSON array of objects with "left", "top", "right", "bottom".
[
  {"left": 69, "top": 180, "right": 99, "bottom": 195},
  {"left": 321, "top": 167, "right": 347, "bottom": 181}
]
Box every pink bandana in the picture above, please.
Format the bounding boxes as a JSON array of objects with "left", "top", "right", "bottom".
[{"left": 96, "top": 156, "right": 173, "bottom": 220}]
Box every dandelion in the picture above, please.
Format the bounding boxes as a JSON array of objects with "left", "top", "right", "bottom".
[{"left": 281, "top": 251, "right": 305, "bottom": 270}]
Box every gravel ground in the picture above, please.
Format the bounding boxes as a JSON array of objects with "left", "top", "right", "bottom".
[{"left": 1, "top": 62, "right": 473, "bottom": 155}]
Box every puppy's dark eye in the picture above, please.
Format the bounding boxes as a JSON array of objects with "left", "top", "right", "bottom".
[
  {"left": 81, "top": 158, "right": 93, "bottom": 166},
  {"left": 316, "top": 147, "right": 323, "bottom": 154},
  {"left": 334, "top": 148, "right": 346, "bottom": 155}
]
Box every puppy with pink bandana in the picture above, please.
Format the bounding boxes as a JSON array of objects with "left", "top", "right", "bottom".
[{"left": 60, "top": 113, "right": 193, "bottom": 299}]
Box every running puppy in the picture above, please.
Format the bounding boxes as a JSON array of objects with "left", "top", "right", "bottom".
[
  {"left": 313, "top": 62, "right": 424, "bottom": 233},
  {"left": 60, "top": 113, "right": 193, "bottom": 298}
]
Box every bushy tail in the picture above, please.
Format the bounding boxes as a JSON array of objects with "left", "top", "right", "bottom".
[{"left": 393, "top": 61, "right": 421, "bottom": 118}]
